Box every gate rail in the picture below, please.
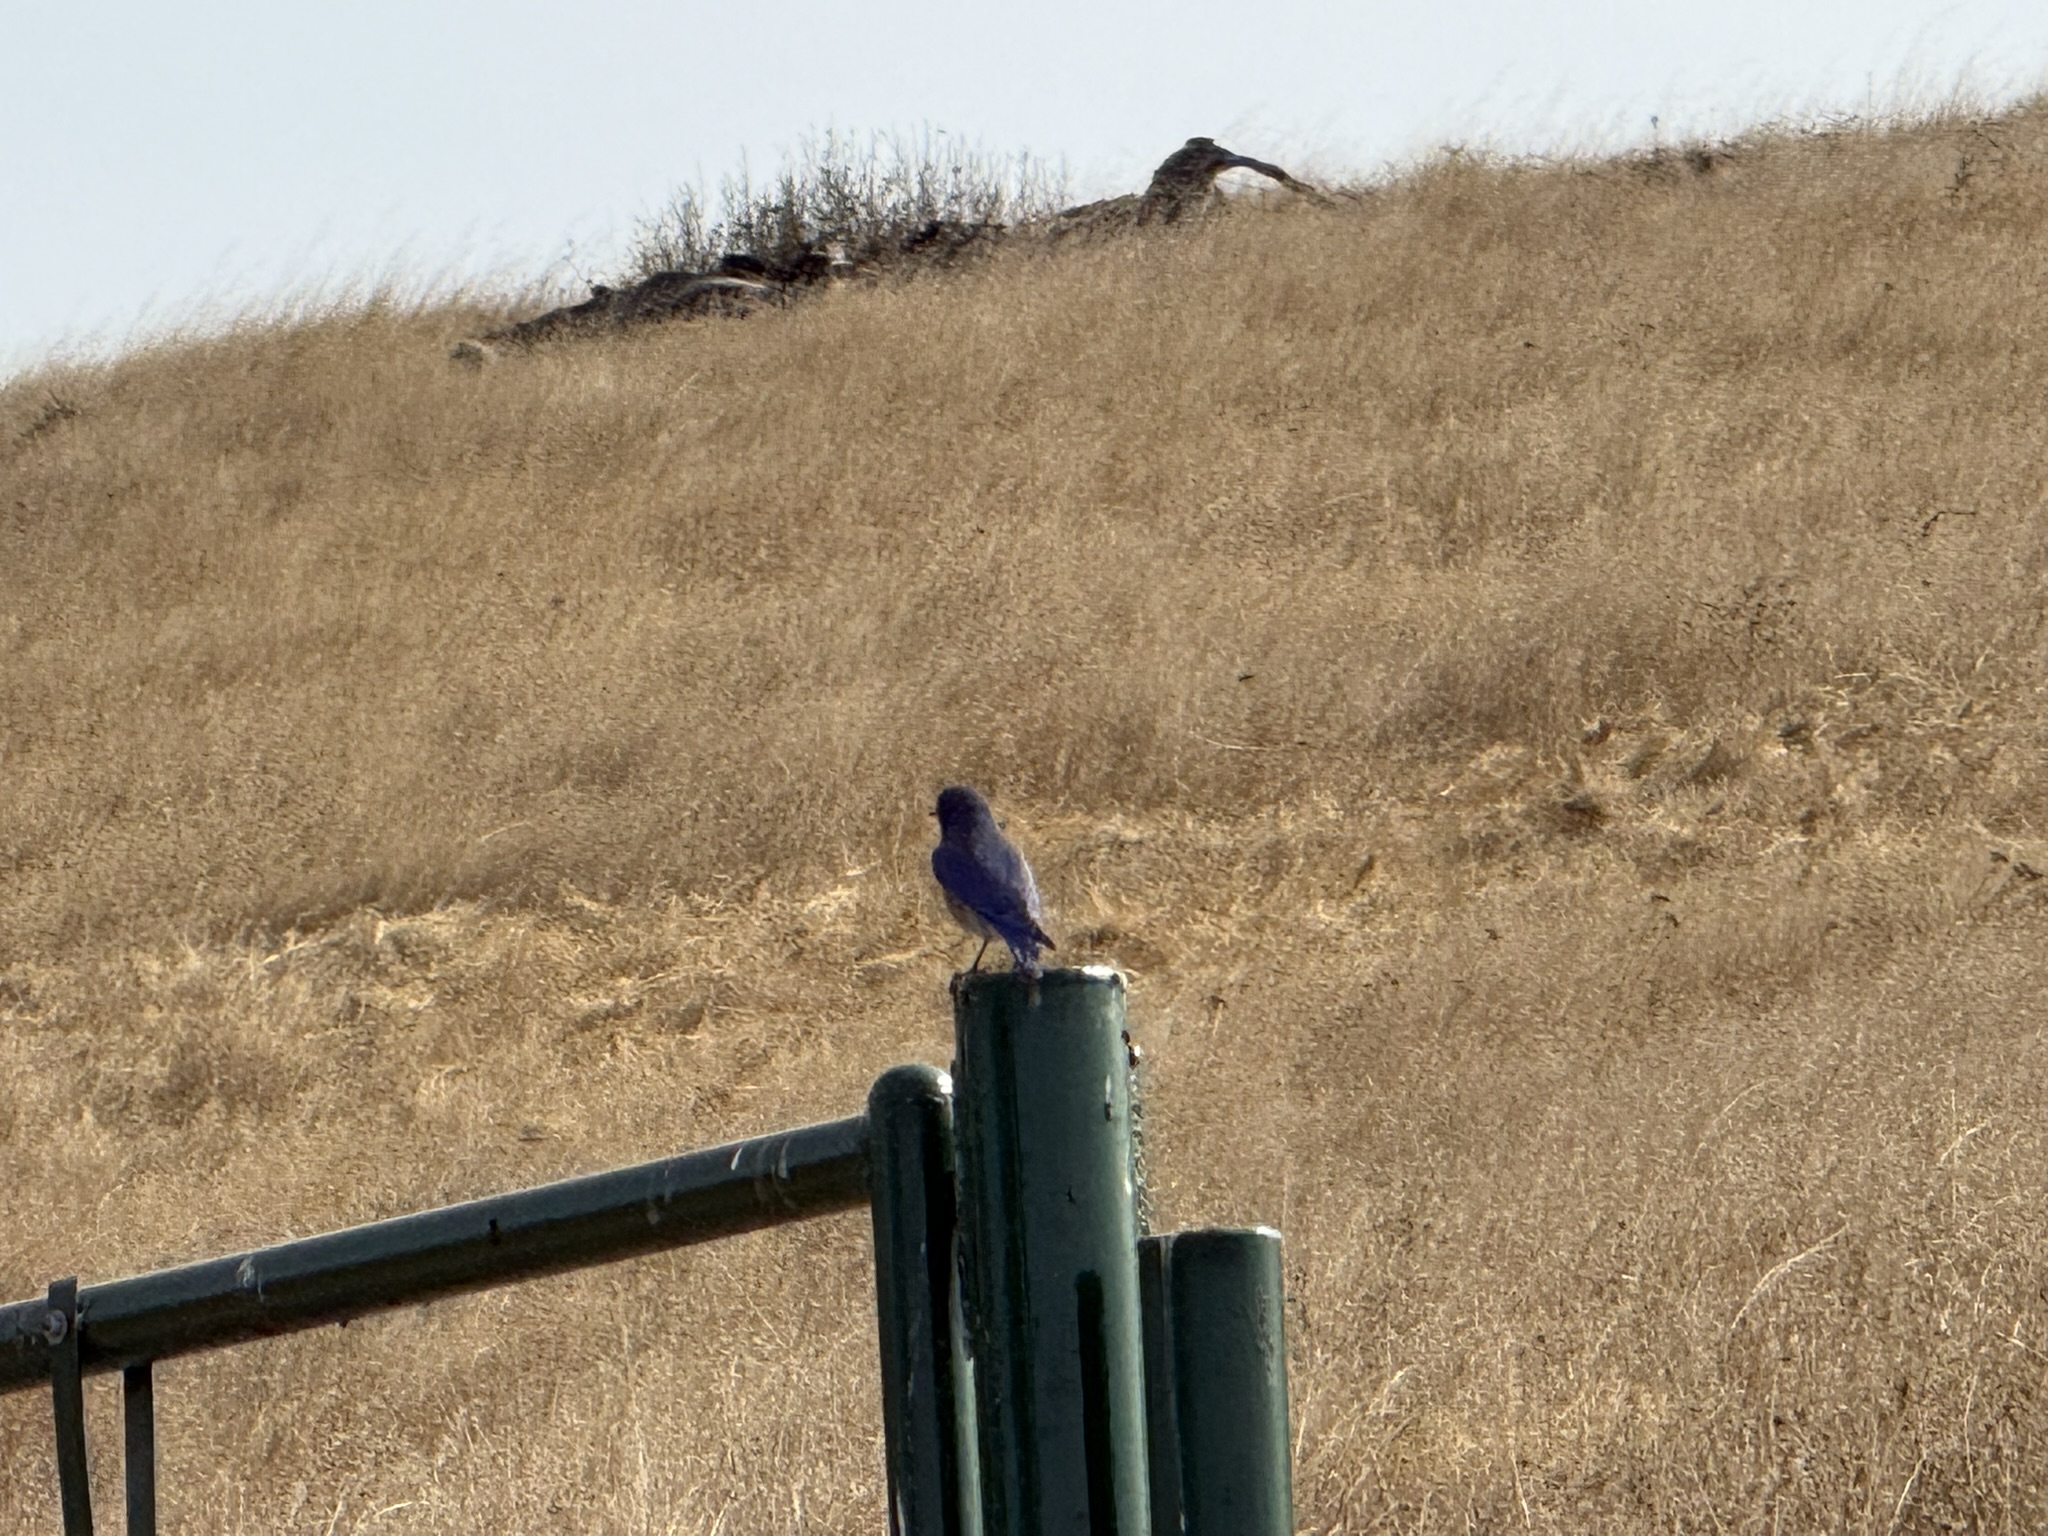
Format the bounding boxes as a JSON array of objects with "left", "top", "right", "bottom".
[
  {"left": 0, "top": 1114, "right": 868, "bottom": 1393},
  {"left": 2, "top": 1105, "right": 900, "bottom": 1536}
]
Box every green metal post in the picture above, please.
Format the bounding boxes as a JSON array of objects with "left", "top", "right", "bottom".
[
  {"left": 123, "top": 1362, "right": 156, "bottom": 1536},
  {"left": 47, "top": 1277, "right": 93, "bottom": 1536},
  {"left": 951, "top": 967, "right": 1149, "bottom": 1536},
  {"left": 1138, "top": 1228, "right": 1293, "bottom": 1536},
  {"left": 868, "top": 1065, "right": 981, "bottom": 1536}
]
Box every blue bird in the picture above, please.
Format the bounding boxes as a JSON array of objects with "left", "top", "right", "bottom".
[{"left": 931, "top": 786, "right": 1056, "bottom": 978}]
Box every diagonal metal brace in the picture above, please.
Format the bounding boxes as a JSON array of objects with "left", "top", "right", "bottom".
[{"left": 46, "top": 1277, "right": 94, "bottom": 1536}]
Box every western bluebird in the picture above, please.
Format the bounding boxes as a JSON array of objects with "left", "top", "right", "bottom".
[{"left": 930, "top": 786, "right": 1056, "bottom": 978}]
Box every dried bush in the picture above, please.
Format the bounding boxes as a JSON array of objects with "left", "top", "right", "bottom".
[{"left": 624, "top": 129, "right": 1067, "bottom": 276}]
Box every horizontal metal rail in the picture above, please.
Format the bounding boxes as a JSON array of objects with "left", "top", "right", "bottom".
[{"left": 0, "top": 1112, "right": 867, "bottom": 1395}]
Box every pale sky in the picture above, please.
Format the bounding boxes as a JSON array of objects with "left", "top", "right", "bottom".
[{"left": 6, "top": 0, "right": 2047, "bottom": 376}]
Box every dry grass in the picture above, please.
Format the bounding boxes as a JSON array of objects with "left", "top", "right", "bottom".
[{"left": 6, "top": 103, "right": 2048, "bottom": 1532}]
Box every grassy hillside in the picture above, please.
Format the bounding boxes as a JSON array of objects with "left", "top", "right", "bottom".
[{"left": 5, "top": 104, "right": 2048, "bottom": 1532}]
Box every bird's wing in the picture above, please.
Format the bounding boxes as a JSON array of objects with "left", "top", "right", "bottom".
[
  {"left": 983, "top": 840, "right": 1057, "bottom": 950},
  {"left": 933, "top": 843, "right": 1045, "bottom": 944},
  {"left": 1005, "top": 849, "right": 1056, "bottom": 949}
]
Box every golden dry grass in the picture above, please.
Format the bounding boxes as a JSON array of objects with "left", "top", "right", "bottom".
[{"left": 6, "top": 103, "right": 2048, "bottom": 1532}]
